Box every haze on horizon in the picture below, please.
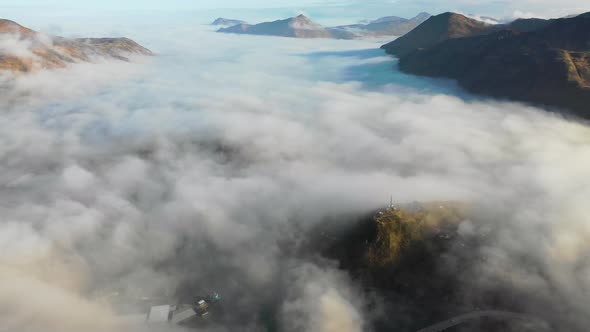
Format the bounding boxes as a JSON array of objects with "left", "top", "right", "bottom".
[{"left": 2, "top": 0, "right": 590, "bottom": 22}]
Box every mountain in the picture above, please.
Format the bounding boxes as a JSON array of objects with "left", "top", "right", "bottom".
[
  {"left": 0, "top": 18, "right": 36, "bottom": 37},
  {"left": 333, "top": 12, "right": 432, "bottom": 38},
  {"left": 383, "top": 12, "right": 590, "bottom": 118},
  {"left": 410, "top": 12, "right": 433, "bottom": 23},
  {"left": 370, "top": 16, "right": 407, "bottom": 24},
  {"left": 217, "top": 13, "right": 431, "bottom": 40},
  {"left": 317, "top": 202, "right": 552, "bottom": 331},
  {"left": 211, "top": 18, "right": 246, "bottom": 26},
  {"left": 381, "top": 12, "right": 559, "bottom": 57},
  {"left": 217, "top": 15, "right": 357, "bottom": 39},
  {"left": 507, "top": 17, "right": 552, "bottom": 31},
  {"left": 0, "top": 19, "right": 152, "bottom": 73},
  {"left": 381, "top": 12, "right": 496, "bottom": 57}
]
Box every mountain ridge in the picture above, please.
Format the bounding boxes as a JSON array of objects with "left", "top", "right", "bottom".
[
  {"left": 334, "top": 12, "right": 432, "bottom": 37},
  {"left": 0, "top": 18, "right": 152, "bottom": 73},
  {"left": 381, "top": 12, "right": 495, "bottom": 57},
  {"left": 211, "top": 18, "right": 246, "bottom": 26},
  {"left": 381, "top": 12, "right": 590, "bottom": 118},
  {"left": 218, "top": 15, "right": 357, "bottom": 39},
  {"left": 218, "top": 13, "right": 432, "bottom": 39}
]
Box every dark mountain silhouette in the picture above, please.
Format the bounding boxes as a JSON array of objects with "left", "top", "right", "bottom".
[
  {"left": 381, "top": 12, "right": 496, "bottom": 57},
  {"left": 508, "top": 18, "right": 553, "bottom": 32},
  {"left": 381, "top": 12, "right": 590, "bottom": 118},
  {"left": 381, "top": 13, "right": 562, "bottom": 57}
]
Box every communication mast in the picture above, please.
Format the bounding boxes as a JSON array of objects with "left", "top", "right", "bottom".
[{"left": 388, "top": 195, "right": 396, "bottom": 211}]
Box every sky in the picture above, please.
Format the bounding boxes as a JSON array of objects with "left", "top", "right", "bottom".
[{"left": 1, "top": 0, "right": 590, "bottom": 22}]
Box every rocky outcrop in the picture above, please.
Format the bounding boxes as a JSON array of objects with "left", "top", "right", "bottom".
[{"left": 0, "top": 19, "right": 152, "bottom": 73}]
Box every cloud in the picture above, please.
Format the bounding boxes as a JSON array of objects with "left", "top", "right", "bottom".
[
  {"left": 0, "top": 34, "right": 35, "bottom": 57},
  {"left": 0, "top": 17, "right": 589, "bottom": 332},
  {"left": 281, "top": 263, "right": 363, "bottom": 332}
]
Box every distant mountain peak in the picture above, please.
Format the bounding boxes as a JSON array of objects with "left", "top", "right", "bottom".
[
  {"left": 287, "top": 15, "right": 323, "bottom": 31},
  {"left": 291, "top": 14, "right": 315, "bottom": 24},
  {"left": 218, "top": 14, "right": 351, "bottom": 39},
  {"left": 381, "top": 12, "right": 493, "bottom": 57},
  {"left": 433, "top": 12, "right": 481, "bottom": 23},
  {"left": 217, "top": 11, "right": 432, "bottom": 39},
  {"left": 211, "top": 17, "right": 246, "bottom": 26},
  {"left": 414, "top": 12, "right": 432, "bottom": 19},
  {"left": 440, "top": 12, "right": 471, "bottom": 21}
]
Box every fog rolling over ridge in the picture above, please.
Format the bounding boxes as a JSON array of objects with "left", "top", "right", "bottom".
[{"left": 0, "top": 13, "right": 590, "bottom": 332}]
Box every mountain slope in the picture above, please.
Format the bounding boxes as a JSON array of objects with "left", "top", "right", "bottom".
[
  {"left": 394, "top": 13, "right": 590, "bottom": 118},
  {"left": 0, "top": 19, "right": 152, "bottom": 73},
  {"left": 0, "top": 19, "right": 36, "bottom": 37},
  {"left": 218, "top": 15, "right": 357, "bottom": 39},
  {"left": 334, "top": 12, "right": 432, "bottom": 37},
  {"left": 508, "top": 18, "right": 553, "bottom": 32},
  {"left": 381, "top": 12, "right": 495, "bottom": 57}
]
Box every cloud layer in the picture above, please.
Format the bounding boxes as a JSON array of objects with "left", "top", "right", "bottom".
[{"left": 0, "top": 19, "right": 589, "bottom": 332}]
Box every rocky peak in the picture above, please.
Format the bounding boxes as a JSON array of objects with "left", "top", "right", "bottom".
[{"left": 289, "top": 15, "right": 322, "bottom": 30}]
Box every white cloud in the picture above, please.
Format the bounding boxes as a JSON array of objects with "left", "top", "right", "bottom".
[
  {"left": 0, "top": 15, "right": 589, "bottom": 331},
  {"left": 0, "top": 34, "right": 34, "bottom": 57}
]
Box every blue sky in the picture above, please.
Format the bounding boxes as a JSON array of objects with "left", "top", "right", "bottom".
[{"left": 1, "top": 0, "right": 589, "bottom": 22}]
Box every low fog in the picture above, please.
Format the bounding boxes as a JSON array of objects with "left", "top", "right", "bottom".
[{"left": 1, "top": 15, "right": 589, "bottom": 332}]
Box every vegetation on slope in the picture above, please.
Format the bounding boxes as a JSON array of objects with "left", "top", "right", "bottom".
[
  {"left": 366, "top": 202, "right": 468, "bottom": 267},
  {"left": 319, "top": 202, "right": 549, "bottom": 331}
]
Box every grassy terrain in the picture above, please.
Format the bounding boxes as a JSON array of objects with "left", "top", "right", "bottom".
[{"left": 366, "top": 202, "right": 468, "bottom": 267}]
